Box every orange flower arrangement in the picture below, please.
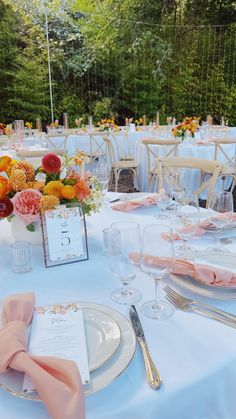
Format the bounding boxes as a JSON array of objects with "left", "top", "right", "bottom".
[
  {"left": 0, "top": 153, "right": 103, "bottom": 227},
  {"left": 172, "top": 117, "right": 200, "bottom": 139}
]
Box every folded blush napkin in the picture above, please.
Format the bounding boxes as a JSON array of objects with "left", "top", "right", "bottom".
[
  {"left": 129, "top": 252, "right": 236, "bottom": 286},
  {"left": 0, "top": 293, "right": 85, "bottom": 419},
  {"left": 111, "top": 196, "right": 157, "bottom": 212},
  {"left": 165, "top": 212, "right": 236, "bottom": 241}
]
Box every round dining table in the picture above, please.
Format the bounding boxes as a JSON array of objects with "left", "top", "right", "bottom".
[{"left": 0, "top": 192, "right": 236, "bottom": 419}]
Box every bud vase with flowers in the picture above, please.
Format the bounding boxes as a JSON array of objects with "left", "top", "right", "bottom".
[{"left": 0, "top": 152, "right": 103, "bottom": 244}]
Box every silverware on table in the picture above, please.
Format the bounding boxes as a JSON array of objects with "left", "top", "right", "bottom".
[
  {"left": 164, "top": 285, "right": 236, "bottom": 328},
  {"left": 109, "top": 198, "right": 120, "bottom": 203},
  {"left": 129, "top": 305, "right": 161, "bottom": 389}
]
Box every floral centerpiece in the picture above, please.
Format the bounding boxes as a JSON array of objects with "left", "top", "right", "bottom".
[
  {"left": 25, "top": 122, "right": 33, "bottom": 129},
  {"left": 0, "top": 153, "right": 103, "bottom": 244},
  {"left": 134, "top": 117, "right": 143, "bottom": 126},
  {"left": 0, "top": 123, "right": 14, "bottom": 136},
  {"left": 96, "top": 118, "right": 119, "bottom": 131},
  {"left": 172, "top": 117, "right": 200, "bottom": 140},
  {"left": 75, "top": 117, "right": 83, "bottom": 127}
]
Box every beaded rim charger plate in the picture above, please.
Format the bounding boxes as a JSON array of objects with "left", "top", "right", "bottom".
[
  {"left": 0, "top": 302, "right": 136, "bottom": 399},
  {"left": 171, "top": 251, "right": 236, "bottom": 299}
]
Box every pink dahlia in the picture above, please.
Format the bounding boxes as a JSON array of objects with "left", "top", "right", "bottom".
[
  {"left": 11, "top": 189, "right": 42, "bottom": 224},
  {"left": 42, "top": 153, "right": 61, "bottom": 174}
]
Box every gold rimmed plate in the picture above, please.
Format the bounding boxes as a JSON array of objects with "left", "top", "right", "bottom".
[
  {"left": 0, "top": 302, "right": 136, "bottom": 399},
  {"left": 171, "top": 251, "right": 236, "bottom": 299}
]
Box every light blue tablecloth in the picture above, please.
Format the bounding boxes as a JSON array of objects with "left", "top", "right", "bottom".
[{"left": 0, "top": 193, "right": 236, "bottom": 418}]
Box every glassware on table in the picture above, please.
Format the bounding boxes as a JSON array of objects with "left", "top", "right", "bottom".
[
  {"left": 174, "top": 194, "right": 200, "bottom": 254},
  {"left": 94, "top": 161, "right": 110, "bottom": 205},
  {"left": 102, "top": 227, "right": 113, "bottom": 256},
  {"left": 11, "top": 241, "right": 32, "bottom": 273},
  {"left": 170, "top": 170, "right": 187, "bottom": 206},
  {"left": 107, "top": 221, "right": 142, "bottom": 305},
  {"left": 140, "top": 223, "right": 175, "bottom": 319},
  {"left": 208, "top": 191, "right": 233, "bottom": 252}
]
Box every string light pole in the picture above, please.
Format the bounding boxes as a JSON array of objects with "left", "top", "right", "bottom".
[{"left": 44, "top": 0, "right": 54, "bottom": 123}]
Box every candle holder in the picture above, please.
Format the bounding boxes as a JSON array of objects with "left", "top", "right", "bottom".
[
  {"left": 36, "top": 118, "right": 42, "bottom": 132},
  {"left": 63, "top": 113, "right": 69, "bottom": 129}
]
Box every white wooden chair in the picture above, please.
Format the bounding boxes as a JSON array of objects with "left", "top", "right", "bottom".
[
  {"left": 45, "top": 133, "right": 70, "bottom": 151},
  {"left": 89, "top": 132, "right": 110, "bottom": 164},
  {"left": 213, "top": 137, "right": 236, "bottom": 192},
  {"left": 157, "top": 157, "right": 223, "bottom": 208},
  {"left": 142, "top": 138, "right": 180, "bottom": 191},
  {"left": 103, "top": 137, "right": 139, "bottom": 192}
]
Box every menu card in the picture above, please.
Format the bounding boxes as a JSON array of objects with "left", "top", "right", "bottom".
[
  {"left": 22, "top": 302, "right": 90, "bottom": 393},
  {"left": 45, "top": 207, "right": 84, "bottom": 262}
]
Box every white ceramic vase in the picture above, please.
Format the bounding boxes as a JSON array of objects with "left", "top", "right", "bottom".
[{"left": 11, "top": 216, "right": 42, "bottom": 245}]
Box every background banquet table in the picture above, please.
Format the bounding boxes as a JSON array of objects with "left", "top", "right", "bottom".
[
  {"left": 1, "top": 193, "right": 236, "bottom": 419},
  {"left": 136, "top": 127, "right": 236, "bottom": 192}
]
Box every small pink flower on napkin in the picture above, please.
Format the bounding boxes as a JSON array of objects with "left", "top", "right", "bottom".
[
  {"left": 129, "top": 252, "right": 236, "bottom": 286},
  {"left": 0, "top": 293, "right": 85, "bottom": 419}
]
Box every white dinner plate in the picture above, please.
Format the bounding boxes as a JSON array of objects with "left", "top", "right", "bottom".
[
  {"left": 0, "top": 302, "right": 136, "bottom": 399},
  {"left": 171, "top": 251, "right": 236, "bottom": 299},
  {"left": 84, "top": 308, "right": 121, "bottom": 372}
]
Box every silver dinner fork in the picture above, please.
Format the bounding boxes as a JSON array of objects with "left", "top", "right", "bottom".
[{"left": 164, "top": 285, "right": 236, "bottom": 328}]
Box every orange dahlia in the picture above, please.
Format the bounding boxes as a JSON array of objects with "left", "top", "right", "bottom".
[
  {"left": 40, "top": 195, "right": 60, "bottom": 212},
  {"left": 13, "top": 161, "right": 35, "bottom": 181}
]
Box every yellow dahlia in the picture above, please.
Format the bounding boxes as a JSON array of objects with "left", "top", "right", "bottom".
[
  {"left": 43, "top": 180, "right": 64, "bottom": 197},
  {"left": 10, "top": 169, "right": 27, "bottom": 191},
  {"left": 13, "top": 161, "right": 35, "bottom": 181},
  {"left": 40, "top": 195, "right": 60, "bottom": 212}
]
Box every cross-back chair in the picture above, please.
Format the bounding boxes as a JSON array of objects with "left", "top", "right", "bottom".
[
  {"left": 103, "top": 137, "right": 139, "bottom": 192},
  {"left": 45, "top": 133, "right": 70, "bottom": 151},
  {"left": 157, "top": 157, "right": 223, "bottom": 208},
  {"left": 142, "top": 138, "right": 181, "bottom": 191},
  {"left": 213, "top": 137, "right": 236, "bottom": 192}
]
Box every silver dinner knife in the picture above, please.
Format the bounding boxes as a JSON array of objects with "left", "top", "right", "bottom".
[{"left": 129, "top": 305, "right": 161, "bottom": 389}]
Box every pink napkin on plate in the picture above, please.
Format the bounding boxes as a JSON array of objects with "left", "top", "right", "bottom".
[
  {"left": 0, "top": 293, "right": 85, "bottom": 419},
  {"left": 111, "top": 196, "right": 157, "bottom": 212},
  {"left": 129, "top": 252, "right": 236, "bottom": 287},
  {"left": 166, "top": 212, "right": 236, "bottom": 241}
]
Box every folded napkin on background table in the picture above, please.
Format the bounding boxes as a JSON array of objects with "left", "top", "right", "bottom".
[
  {"left": 129, "top": 252, "right": 236, "bottom": 286},
  {"left": 111, "top": 196, "right": 157, "bottom": 212},
  {"left": 165, "top": 212, "right": 236, "bottom": 241},
  {"left": 0, "top": 293, "right": 85, "bottom": 419}
]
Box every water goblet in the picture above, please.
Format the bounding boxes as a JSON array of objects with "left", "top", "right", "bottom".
[
  {"left": 140, "top": 223, "right": 175, "bottom": 319},
  {"left": 208, "top": 191, "right": 233, "bottom": 252},
  {"left": 107, "top": 221, "right": 142, "bottom": 305},
  {"left": 94, "top": 161, "right": 110, "bottom": 205},
  {"left": 174, "top": 194, "right": 200, "bottom": 254}
]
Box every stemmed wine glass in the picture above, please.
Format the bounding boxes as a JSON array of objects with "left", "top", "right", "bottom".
[
  {"left": 208, "top": 191, "right": 233, "bottom": 252},
  {"left": 94, "top": 161, "right": 110, "bottom": 205},
  {"left": 107, "top": 221, "right": 142, "bottom": 304},
  {"left": 140, "top": 223, "right": 175, "bottom": 319},
  {"left": 174, "top": 194, "right": 200, "bottom": 253}
]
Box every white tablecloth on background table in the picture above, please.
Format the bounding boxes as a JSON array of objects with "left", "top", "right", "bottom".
[
  {"left": 136, "top": 131, "right": 236, "bottom": 193},
  {"left": 1, "top": 192, "right": 236, "bottom": 419}
]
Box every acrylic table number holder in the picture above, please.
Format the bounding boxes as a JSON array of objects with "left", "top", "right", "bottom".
[{"left": 40, "top": 203, "right": 89, "bottom": 268}]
